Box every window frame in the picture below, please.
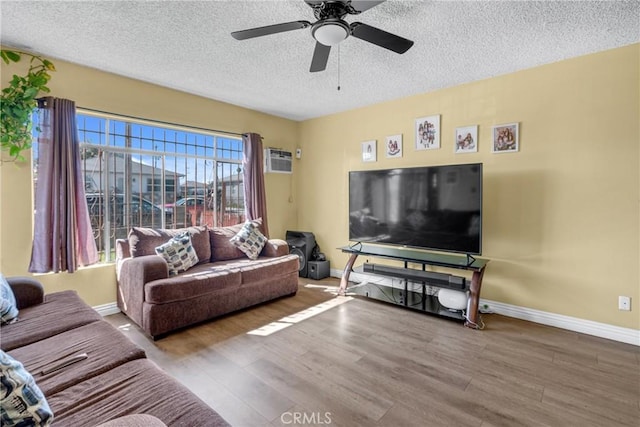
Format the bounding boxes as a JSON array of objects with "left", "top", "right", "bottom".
[{"left": 72, "top": 109, "right": 244, "bottom": 262}]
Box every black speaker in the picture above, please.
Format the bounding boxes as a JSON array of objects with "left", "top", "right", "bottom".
[
  {"left": 308, "top": 260, "right": 330, "bottom": 280},
  {"left": 286, "top": 230, "right": 316, "bottom": 278}
]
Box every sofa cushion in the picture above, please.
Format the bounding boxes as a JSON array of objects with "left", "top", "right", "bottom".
[
  {"left": 144, "top": 263, "right": 242, "bottom": 304},
  {"left": 236, "top": 254, "right": 300, "bottom": 284},
  {"left": 0, "top": 350, "right": 54, "bottom": 426},
  {"left": 209, "top": 223, "right": 245, "bottom": 261},
  {"left": 0, "top": 291, "right": 102, "bottom": 351},
  {"left": 1, "top": 273, "right": 19, "bottom": 324},
  {"left": 230, "top": 221, "right": 267, "bottom": 260},
  {"left": 210, "top": 219, "right": 264, "bottom": 261},
  {"left": 46, "top": 359, "right": 229, "bottom": 427},
  {"left": 8, "top": 321, "right": 146, "bottom": 396},
  {"left": 154, "top": 232, "right": 199, "bottom": 276},
  {"left": 128, "top": 226, "right": 210, "bottom": 265}
]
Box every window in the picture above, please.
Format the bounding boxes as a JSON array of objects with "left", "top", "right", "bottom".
[{"left": 33, "top": 111, "right": 245, "bottom": 262}]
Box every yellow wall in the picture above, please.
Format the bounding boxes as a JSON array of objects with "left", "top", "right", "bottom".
[
  {"left": 0, "top": 55, "right": 298, "bottom": 306},
  {"left": 1, "top": 44, "right": 638, "bottom": 331},
  {"left": 297, "top": 44, "right": 639, "bottom": 330}
]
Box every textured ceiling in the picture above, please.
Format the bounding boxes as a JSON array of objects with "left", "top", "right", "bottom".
[{"left": 1, "top": 1, "right": 639, "bottom": 121}]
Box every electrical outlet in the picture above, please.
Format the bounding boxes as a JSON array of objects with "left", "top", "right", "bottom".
[
  {"left": 480, "top": 304, "right": 493, "bottom": 314},
  {"left": 618, "top": 296, "right": 631, "bottom": 311}
]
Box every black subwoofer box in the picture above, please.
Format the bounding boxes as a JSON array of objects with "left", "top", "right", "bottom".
[
  {"left": 308, "top": 260, "right": 330, "bottom": 280},
  {"left": 285, "top": 230, "right": 316, "bottom": 278}
]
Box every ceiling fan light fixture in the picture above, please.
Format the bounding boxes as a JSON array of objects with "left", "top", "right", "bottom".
[{"left": 312, "top": 20, "right": 349, "bottom": 46}]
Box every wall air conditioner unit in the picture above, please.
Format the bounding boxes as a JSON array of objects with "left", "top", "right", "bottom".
[{"left": 264, "top": 148, "right": 293, "bottom": 174}]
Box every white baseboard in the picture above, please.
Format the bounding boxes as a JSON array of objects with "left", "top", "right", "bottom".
[
  {"left": 93, "top": 302, "right": 120, "bottom": 317},
  {"left": 480, "top": 299, "right": 640, "bottom": 346},
  {"left": 330, "top": 269, "right": 640, "bottom": 346}
]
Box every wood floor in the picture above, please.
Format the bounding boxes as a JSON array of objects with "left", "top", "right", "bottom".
[{"left": 105, "top": 278, "right": 640, "bottom": 427}]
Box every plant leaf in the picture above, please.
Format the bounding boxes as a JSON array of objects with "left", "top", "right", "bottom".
[
  {"left": 43, "top": 59, "right": 56, "bottom": 71},
  {"left": 3, "top": 50, "right": 21, "bottom": 62},
  {"left": 1, "top": 51, "right": 55, "bottom": 161},
  {"left": 23, "top": 87, "right": 38, "bottom": 99}
]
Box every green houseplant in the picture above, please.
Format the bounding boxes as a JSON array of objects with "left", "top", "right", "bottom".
[{"left": 1, "top": 49, "right": 55, "bottom": 161}]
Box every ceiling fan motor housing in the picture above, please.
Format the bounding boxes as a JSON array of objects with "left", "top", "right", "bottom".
[{"left": 311, "top": 1, "right": 350, "bottom": 20}]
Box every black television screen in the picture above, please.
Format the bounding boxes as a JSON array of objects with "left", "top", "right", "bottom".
[{"left": 349, "top": 163, "right": 483, "bottom": 255}]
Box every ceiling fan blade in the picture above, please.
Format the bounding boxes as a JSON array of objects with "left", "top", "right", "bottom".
[
  {"left": 348, "top": 1, "right": 386, "bottom": 13},
  {"left": 350, "top": 22, "right": 414, "bottom": 54},
  {"left": 310, "top": 42, "right": 331, "bottom": 72},
  {"left": 231, "top": 21, "right": 311, "bottom": 40}
]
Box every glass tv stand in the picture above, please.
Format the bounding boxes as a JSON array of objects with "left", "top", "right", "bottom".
[{"left": 339, "top": 244, "right": 489, "bottom": 329}]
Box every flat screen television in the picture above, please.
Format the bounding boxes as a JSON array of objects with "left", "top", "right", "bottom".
[{"left": 349, "top": 163, "right": 483, "bottom": 255}]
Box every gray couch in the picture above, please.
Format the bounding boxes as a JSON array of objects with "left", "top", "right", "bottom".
[
  {"left": 1, "top": 277, "right": 229, "bottom": 427},
  {"left": 116, "top": 224, "right": 300, "bottom": 339}
]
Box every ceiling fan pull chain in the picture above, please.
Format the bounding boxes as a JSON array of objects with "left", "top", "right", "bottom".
[{"left": 337, "top": 44, "right": 341, "bottom": 91}]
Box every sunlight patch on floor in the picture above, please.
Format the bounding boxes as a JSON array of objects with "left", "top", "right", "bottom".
[
  {"left": 246, "top": 321, "right": 293, "bottom": 336},
  {"left": 247, "top": 293, "right": 353, "bottom": 337},
  {"left": 304, "top": 283, "right": 339, "bottom": 292}
]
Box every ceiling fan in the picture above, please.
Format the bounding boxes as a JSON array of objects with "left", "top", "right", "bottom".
[{"left": 231, "top": 0, "right": 414, "bottom": 73}]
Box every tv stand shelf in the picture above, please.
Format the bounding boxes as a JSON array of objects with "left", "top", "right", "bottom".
[
  {"left": 339, "top": 244, "right": 489, "bottom": 329},
  {"left": 362, "top": 264, "right": 467, "bottom": 291}
]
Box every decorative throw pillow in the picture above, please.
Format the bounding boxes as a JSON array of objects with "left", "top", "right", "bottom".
[
  {"left": 154, "top": 232, "right": 199, "bottom": 276},
  {"left": 0, "top": 350, "right": 54, "bottom": 426},
  {"left": 0, "top": 274, "right": 19, "bottom": 325},
  {"left": 209, "top": 218, "right": 263, "bottom": 262},
  {"left": 230, "top": 221, "right": 267, "bottom": 260},
  {"left": 128, "top": 226, "right": 211, "bottom": 264}
]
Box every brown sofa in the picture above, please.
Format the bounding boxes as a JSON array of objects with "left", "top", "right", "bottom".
[
  {"left": 1, "top": 277, "right": 229, "bottom": 427},
  {"left": 116, "top": 224, "right": 300, "bottom": 339}
]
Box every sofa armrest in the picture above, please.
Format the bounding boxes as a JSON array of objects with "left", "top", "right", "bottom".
[
  {"left": 6, "top": 277, "right": 44, "bottom": 309},
  {"left": 116, "top": 239, "right": 131, "bottom": 281},
  {"left": 262, "top": 239, "right": 289, "bottom": 257},
  {"left": 119, "top": 255, "right": 169, "bottom": 284},
  {"left": 116, "top": 239, "right": 131, "bottom": 259},
  {"left": 117, "top": 255, "right": 169, "bottom": 327}
]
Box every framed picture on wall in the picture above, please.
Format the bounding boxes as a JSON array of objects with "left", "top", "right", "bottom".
[
  {"left": 385, "top": 134, "right": 403, "bottom": 158},
  {"left": 492, "top": 123, "right": 519, "bottom": 153},
  {"left": 362, "top": 140, "right": 377, "bottom": 162},
  {"left": 455, "top": 125, "right": 478, "bottom": 153},
  {"left": 415, "top": 115, "right": 440, "bottom": 150}
]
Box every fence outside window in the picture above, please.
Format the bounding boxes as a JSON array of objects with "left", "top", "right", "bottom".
[{"left": 33, "top": 111, "right": 245, "bottom": 262}]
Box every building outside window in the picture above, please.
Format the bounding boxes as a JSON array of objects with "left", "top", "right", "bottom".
[{"left": 33, "top": 111, "right": 245, "bottom": 262}]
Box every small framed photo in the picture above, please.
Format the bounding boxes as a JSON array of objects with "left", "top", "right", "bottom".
[
  {"left": 362, "top": 140, "right": 377, "bottom": 162},
  {"left": 415, "top": 115, "right": 440, "bottom": 150},
  {"left": 385, "top": 134, "right": 403, "bottom": 158},
  {"left": 492, "top": 123, "right": 519, "bottom": 153},
  {"left": 455, "top": 125, "right": 478, "bottom": 153}
]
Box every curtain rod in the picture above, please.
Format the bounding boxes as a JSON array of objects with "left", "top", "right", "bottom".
[{"left": 36, "top": 100, "right": 247, "bottom": 138}]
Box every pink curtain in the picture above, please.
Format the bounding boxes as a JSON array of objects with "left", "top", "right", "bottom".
[
  {"left": 29, "top": 97, "right": 98, "bottom": 273},
  {"left": 242, "top": 133, "right": 269, "bottom": 237}
]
